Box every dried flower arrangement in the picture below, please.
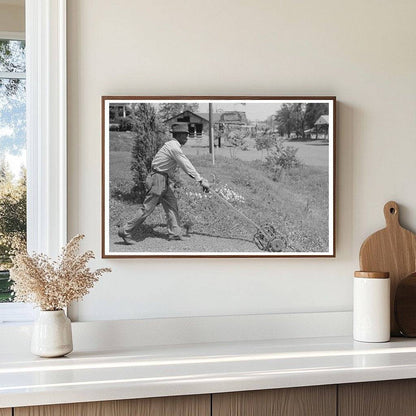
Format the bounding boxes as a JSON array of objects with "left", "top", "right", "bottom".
[{"left": 10, "top": 234, "right": 111, "bottom": 311}]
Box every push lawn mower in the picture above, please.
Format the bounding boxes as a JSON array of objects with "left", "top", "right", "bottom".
[{"left": 208, "top": 188, "right": 287, "bottom": 252}]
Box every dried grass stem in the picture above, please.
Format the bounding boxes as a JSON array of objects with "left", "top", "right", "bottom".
[{"left": 10, "top": 234, "right": 111, "bottom": 310}]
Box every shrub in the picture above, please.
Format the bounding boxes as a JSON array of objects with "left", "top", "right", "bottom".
[
  {"left": 255, "top": 131, "right": 276, "bottom": 159},
  {"left": 225, "top": 128, "right": 250, "bottom": 158},
  {"left": 110, "top": 177, "right": 136, "bottom": 202},
  {"left": 255, "top": 131, "right": 275, "bottom": 152},
  {"left": 130, "top": 104, "right": 168, "bottom": 201},
  {"left": 118, "top": 117, "right": 134, "bottom": 132},
  {"left": 264, "top": 139, "right": 300, "bottom": 181},
  {"left": 109, "top": 123, "right": 119, "bottom": 131}
]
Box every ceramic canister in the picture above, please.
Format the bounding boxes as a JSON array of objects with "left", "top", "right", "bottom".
[{"left": 353, "top": 271, "right": 390, "bottom": 343}]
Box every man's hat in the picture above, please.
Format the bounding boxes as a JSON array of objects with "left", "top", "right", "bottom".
[{"left": 170, "top": 123, "right": 189, "bottom": 134}]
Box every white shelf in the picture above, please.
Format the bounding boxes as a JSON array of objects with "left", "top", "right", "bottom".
[{"left": 2, "top": 335, "right": 416, "bottom": 408}]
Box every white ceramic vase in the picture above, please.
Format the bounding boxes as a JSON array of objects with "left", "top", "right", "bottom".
[{"left": 31, "top": 310, "right": 73, "bottom": 358}]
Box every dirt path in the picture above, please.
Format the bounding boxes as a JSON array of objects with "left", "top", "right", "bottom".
[{"left": 110, "top": 227, "right": 262, "bottom": 254}]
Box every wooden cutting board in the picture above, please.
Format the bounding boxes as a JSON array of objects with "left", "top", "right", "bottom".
[
  {"left": 395, "top": 273, "right": 416, "bottom": 337},
  {"left": 359, "top": 201, "right": 416, "bottom": 336}
]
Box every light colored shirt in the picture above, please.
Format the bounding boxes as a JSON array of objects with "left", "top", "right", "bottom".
[{"left": 151, "top": 139, "right": 202, "bottom": 182}]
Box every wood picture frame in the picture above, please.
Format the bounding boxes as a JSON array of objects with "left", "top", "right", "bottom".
[{"left": 102, "top": 96, "right": 336, "bottom": 258}]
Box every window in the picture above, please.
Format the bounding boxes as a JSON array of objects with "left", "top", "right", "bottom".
[
  {"left": 0, "top": 0, "right": 68, "bottom": 324},
  {"left": 0, "top": 34, "right": 26, "bottom": 306}
]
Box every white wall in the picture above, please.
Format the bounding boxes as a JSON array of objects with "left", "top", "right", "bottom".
[{"left": 67, "top": 0, "right": 416, "bottom": 322}]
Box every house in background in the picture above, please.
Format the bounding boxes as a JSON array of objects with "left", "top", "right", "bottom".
[
  {"left": 164, "top": 110, "right": 219, "bottom": 138},
  {"left": 164, "top": 110, "right": 250, "bottom": 138},
  {"left": 108, "top": 105, "right": 251, "bottom": 137},
  {"left": 304, "top": 114, "right": 329, "bottom": 140},
  {"left": 314, "top": 115, "right": 329, "bottom": 140},
  {"left": 217, "top": 111, "right": 249, "bottom": 127},
  {"left": 109, "top": 104, "right": 131, "bottom": 123}
]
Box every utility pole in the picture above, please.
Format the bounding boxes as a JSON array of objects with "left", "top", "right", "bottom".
[{"left": 209, "top": 103, "right": 215, "bottom": 165}]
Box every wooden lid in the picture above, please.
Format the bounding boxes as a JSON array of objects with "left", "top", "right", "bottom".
[{"left": 354, "top": 271, "right": 390, "bottom": 279}]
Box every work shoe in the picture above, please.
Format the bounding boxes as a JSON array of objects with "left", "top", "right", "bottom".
[
  {"left": 168, "top": 235, "right": 184, "bottom": 241},
  {"left": 118, "top": 228, "right": 135, "bottom": 245}
]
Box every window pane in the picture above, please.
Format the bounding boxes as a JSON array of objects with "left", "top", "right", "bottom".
[
  {"left": 0, "top": 76, "right": 26, "bottom": 303},
  {"left": 0, "top": 40, "right": 26, "bottom": 73},
  {"left": 0, "top": 78, "right": 26, "bottom": 152}
]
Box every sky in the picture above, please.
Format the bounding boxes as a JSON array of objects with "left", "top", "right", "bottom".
[
  {"left": 197, "top": 102, "right": 283, "bottom": 122},
  {"left": 0, "top": 102, "right": 26, "bottom": 181},
  {"left": 3, "top": 149, "right": 25, "bottom": 180}
]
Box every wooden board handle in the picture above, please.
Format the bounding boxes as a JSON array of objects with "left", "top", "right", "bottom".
[{"left": 384, "top": 201, "right": 400, "bottom": 228}]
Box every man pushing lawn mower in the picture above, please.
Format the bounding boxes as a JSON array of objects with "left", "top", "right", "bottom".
[{"left": 118, "top": 123, "right": 210, "bottom": 244}]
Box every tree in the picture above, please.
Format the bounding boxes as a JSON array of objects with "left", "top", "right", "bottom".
[
  {"left": 0, "top": 159, "right": 13, "bottom": 184},
  {"left": 158, "top": 103, "right": 199, "bottom": 121},
  {"left": 224, "top": 127, "right": 250, "bottom": 158},
  {"left": 275, "top": 103, "right": 306, "bottom": 139},
  {"left": 264, "top": 139, "right": 300, "bottom": 182},
  {"left": 304, "top": 103, "right": 328, "bottom": 130},
  {"left": 275, "top": 104, "right": 295, "bottom": 137},
  {"left": 291, "top": 103, "right": 306, "bottom": 139},
  {"left": 130, "top": 104, "right": 168, "bottom": 201},
  {"left": 0, "top": 162, "right": 26, "bottom": 270},
  {"left": 0, "top": 40, "right": 25, "bottom": 73},
  {"left": 255, "top": 130, "right": 275, "bottom": 160}
]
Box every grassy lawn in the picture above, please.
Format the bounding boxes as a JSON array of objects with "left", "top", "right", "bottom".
[
  {"left": 109, "top": 131, "right": 135, "bottom": 152},
  {"left": 109, "top": 146, "right": 329, "bottom": 252},
  {"left": 109, "top": 131, "right": 329, "bottom": 166}
]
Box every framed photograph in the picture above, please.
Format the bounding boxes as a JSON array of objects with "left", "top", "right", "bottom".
[{"left": 102, "top": 96, "right": 336, "bottom": 258}]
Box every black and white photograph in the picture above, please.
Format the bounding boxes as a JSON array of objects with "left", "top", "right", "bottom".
[{"left": 102, "top": 97, "right": 335, "bottom": 257}]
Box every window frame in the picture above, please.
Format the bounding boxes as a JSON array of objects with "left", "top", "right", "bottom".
[
  {"left": 0, "top": 32, "right": 24, "bottom": 41},
  {"left": 0, "top": 0, "right": 67, "bottom": 323}
]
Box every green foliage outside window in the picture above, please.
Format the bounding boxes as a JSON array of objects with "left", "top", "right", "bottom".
[
  {"left": 0, "top": 162, "right": 26, "bottom": 302},
  {"left": 0, "top": 39, "right": 27, "bottom": 302}
]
